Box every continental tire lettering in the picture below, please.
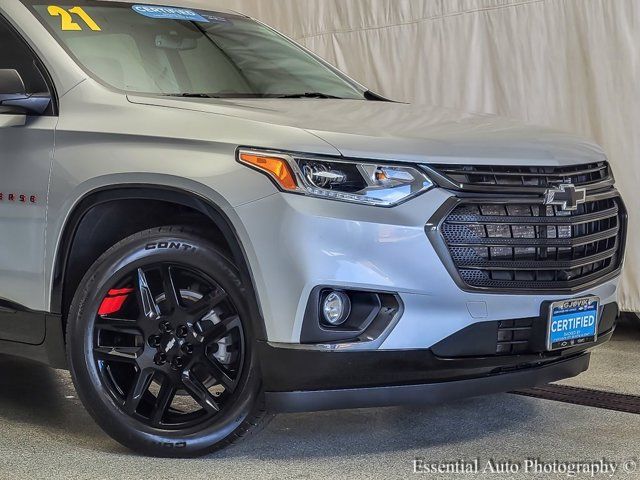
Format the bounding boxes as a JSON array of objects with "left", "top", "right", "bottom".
[
  {"left": 153, "top": 441, "right": 187, "bottom": 449},
  {"left": 145, "top": 242, "right": 195, "bottom": 252}
]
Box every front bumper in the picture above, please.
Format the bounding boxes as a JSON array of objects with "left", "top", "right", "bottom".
[
  {"left": 235, "top": 189, "right": 621, "bottom": 350},
  {"left": 233, "top": 179, "right": 623, "bottom": 412}
]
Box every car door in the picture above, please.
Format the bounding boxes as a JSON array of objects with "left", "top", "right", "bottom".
[{"left": 0, "top": 14, "right": 56, "bottom": 344}]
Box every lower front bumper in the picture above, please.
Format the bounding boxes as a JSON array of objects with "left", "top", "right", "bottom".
[
  {"left": 259, "top": 304, "right": 615, "bottom": 413},
  {"left": 264, "top": 350, "right": 591, "bottom": 413}
]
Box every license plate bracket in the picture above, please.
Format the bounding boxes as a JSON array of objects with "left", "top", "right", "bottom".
[{"left": 547, "top": 296, "right": 600, "bottom": 351}]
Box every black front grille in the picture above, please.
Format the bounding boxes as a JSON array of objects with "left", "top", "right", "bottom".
[
  {"left": 430, "top": 162, "right": 611, "bottom": 191},
  {"left": 439, "top": 193, "right": 625, "bottom": 291}
]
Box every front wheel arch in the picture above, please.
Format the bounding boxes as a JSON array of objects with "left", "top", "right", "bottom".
[{"left": 51, "top": 185, "right": 267, "bottom": 341}]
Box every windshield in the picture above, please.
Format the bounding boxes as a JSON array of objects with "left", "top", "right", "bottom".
[{"left": 24, "top": 1, "right": 366, "bottom": 99}]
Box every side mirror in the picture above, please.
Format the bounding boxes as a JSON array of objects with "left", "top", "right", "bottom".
[
  {"left": 0, "top": 69, "right": 26, "bottom": 95},
  {"left": 0, "top": 69, "right": 51, "bottom": 117}
]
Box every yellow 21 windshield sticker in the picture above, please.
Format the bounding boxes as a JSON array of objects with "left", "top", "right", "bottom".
[{"left": 47, "top": 6, "right": 101, "bottom": 31}]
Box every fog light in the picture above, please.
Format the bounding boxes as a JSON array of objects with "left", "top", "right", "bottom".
[{"left": 322, "top": 291, "right": 351, "bottom": 326}]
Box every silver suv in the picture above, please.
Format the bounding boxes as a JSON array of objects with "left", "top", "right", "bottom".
[{"left": 0, "top": 0, "right": 627, "bottom": 457}]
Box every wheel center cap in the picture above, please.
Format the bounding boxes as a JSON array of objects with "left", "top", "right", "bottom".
[{"left": 160, "top": 334, "right": 181, "bottom": 354}]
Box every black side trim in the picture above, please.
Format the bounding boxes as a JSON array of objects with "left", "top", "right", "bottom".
[
  {"left": 0, "top": 313, "right": 66, "bottom": 368},
  {"left": 266, "top": 353, "right": 590, "bottom": 413},
  {"left": 0, "top": 299, "right": 46, "bottom": 344}
]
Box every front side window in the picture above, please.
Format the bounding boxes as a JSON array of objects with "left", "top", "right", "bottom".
[
  {"left": 23, "top": 1, "right": 365, "bottom": 99},
  {"left": 0, "top": 15, "right": 49, "bottom": 94}
]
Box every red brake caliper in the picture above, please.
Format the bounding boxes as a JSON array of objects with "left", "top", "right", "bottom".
[{"left": 98, "top": 288, "right": 134, "bottom": 316}]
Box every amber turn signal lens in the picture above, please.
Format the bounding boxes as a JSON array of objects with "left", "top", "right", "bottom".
[{"left": 239, "top": 152, "right": 297, "bottom": 190}]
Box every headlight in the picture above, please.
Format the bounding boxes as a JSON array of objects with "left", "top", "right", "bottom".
[{"left": 238, "top": 149, "right": 433, "bottom": 207}]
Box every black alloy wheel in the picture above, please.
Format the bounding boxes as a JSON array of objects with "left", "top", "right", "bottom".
[
  {"left": 93, "top": 262, "right": 245, "bottom": 428},
  {"left": 67, "top": 227, "right": 270, "bottom": 457}
]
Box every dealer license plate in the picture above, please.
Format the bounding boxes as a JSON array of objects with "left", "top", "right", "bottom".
[{"left": 547, "top": 297, "right": 600, "bottom": 351}]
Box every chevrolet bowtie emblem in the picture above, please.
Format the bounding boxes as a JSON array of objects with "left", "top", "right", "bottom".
[{"left": 544, "top": 184, "right": 587, "bottom": 211}]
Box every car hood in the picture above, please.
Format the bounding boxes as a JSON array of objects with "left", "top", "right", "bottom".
[{"left": 127, "top": 95, "right": 606, "bottom": 166}]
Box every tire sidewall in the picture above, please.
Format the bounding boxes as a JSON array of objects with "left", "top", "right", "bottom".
[{"left": 67, "top": 229, "right": 261, "bottom": 457}]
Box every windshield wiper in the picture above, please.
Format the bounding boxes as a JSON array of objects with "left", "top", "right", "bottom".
[
  {"left": 161, "top": 93, "right": 220, "bottom": 98},
  {"left": 160, "top": 92, "right": 351, "bottom": 99},
  {"left": 274, "top": 92, "right": 345, "bottom": 99}
]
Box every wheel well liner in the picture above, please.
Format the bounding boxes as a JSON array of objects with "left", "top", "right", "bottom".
[{"left": 51, "top": 185, "right": 266, "bottom": 339}]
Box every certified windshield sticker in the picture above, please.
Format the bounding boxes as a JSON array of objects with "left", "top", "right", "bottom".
[{"left": 132, "top": 5, "right": 209, "bottom": 22}]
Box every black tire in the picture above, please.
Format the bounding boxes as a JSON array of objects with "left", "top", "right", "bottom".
[{"left": 66, "top": 226, "right": 272, "bottom": 457}]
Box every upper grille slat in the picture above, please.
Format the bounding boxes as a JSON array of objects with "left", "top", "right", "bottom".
[
  {"left": 436, "top": 165, "right": 607, "bottom": 178},
  {"left": 430, "top": 163, "right": 626, "bottom": 292},
  {"left": 430, "top": 162, "right": 611, "bottom": 191}
]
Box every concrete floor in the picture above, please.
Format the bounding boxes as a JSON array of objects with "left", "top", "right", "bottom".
[
  {"left": 0, "top": 318, "right": 638, "bottom": 479},
  {"left": 560, "top": 313, "right": 640, "bottom": 395}
]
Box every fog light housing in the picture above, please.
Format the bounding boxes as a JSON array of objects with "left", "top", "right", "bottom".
[{"left": 322, "top": 291, "right": 351, "bottom": 326}]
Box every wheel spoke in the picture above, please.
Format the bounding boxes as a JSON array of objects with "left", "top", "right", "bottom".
[
  {"left": 95, "top": 317, "right": 141, "bottom": 336},
  {"left": 160, "top": 265, "right": 181, "bottom": 311},
  {"left": 124, "top": 367, "right": 154, "bottom": 414},
  {"left": 137, "top": 268, "right": 161, "bottom": 320},
  {"left": 150, "top": 376, "right": 176, "bottom": 426},
  {"left": 203, "top": 315, "right": 241, "bottom": 344},
  {"left": 203, "top": 356, "right": 237, "bottom": 393},
  {"left": 94, "top": 346, "right": 142, "bottom": 363},
  {"left": 181, "top": 369, "right": 220, "bottom": 413},
  {"left": 188, "top": 289, "right": 228, "bottom": 318}
]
